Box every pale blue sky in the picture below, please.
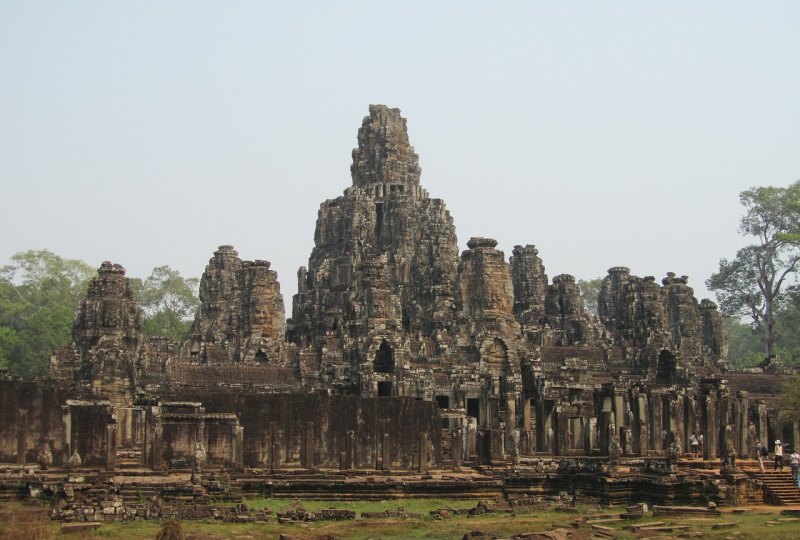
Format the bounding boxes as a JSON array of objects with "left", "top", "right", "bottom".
[{"left": 1, "top": 1, "right": 799, "bottom": 306}]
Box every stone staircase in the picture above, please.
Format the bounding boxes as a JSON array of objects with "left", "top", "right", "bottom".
[
  {"left": 115, "top": 447, "right": 143, "bottom": 470},
  {"left": 757, "top": 470, "right": 800, "bottom": 505},
  {"left": 118, "top": 484, "right": 158, "bottom": 505}
]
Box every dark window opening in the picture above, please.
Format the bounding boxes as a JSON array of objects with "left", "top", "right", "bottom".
[
  {"left": 656, "top": 350, "right": 677, "bottom": 385},
  {"left": 402, "top": 308, "right": 411, "bottom": 332},
  {"left": 435, "top": 395, "right": 450, "bottom": 410},
  {"left": 374, "top": 340, "right": 394, "bottom": 373},
  {"left": 467, "top": 398, "right": 480, "bottom": 419},
  {"left": 377, "top": 381, "right": 392, "bottom": 397},
  {"left": 254, "top": 350, "right": 267, "bottom": 363}
]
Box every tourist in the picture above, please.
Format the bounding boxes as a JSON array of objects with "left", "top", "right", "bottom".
[
  {"left": 698, "top": 433, "right": 704, "bottom": 457},
  {"left": 790, "top": 448, "right": 800, "bottom": 481},
  {"left": 690, "top": 432, "right": 699, "bottom": 458},
  {"left": 774, "top": 439, "right": 784, "bottom": 471},
  {"left": 756, "top": 440, "right": 767, "bottom": 473}
]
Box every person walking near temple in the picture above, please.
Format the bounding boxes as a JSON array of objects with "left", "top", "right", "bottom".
[
  {"left": 756, "top": 440, "right": 767, "bottom": 473},
  {"left": 790, "top": 448, "right": 799, "bottom": 482},
  {"left": 690, "top": 432, "right": 699, "bottom": 458},
  {"left": 774, "top": 440, "right": 784, "bottom": 471}
]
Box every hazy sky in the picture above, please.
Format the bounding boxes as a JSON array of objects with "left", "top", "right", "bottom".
[{"left": 1, "top": 2, "right": 799, "bottom": 308}]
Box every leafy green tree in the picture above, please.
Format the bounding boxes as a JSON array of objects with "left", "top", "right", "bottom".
[
  {"left": 130, "top": 266, "right": 199, "bottom": 342},
  {"left": 724, "top": 316, "right": 764, "bottom": 369},
  {"left": 782, "top": 374, "right": 800, "bottom": 412},
  {"left": 0, "top": 250, "right": 95, "bottom": 379},
  {"left": 577, "top": 277, "right": 603, "bottom": 316},
  {"left": 707, "top": 181, "right": 800, "bottom": 357}
]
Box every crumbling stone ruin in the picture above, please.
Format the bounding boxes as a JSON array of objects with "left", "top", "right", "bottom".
[{"left": 2, "top": 105, "right": 798, "bottom": 510}]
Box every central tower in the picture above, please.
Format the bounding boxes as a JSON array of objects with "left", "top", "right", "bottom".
[{"left": 289, "top": 105, "right": 460, "bottom": 393}]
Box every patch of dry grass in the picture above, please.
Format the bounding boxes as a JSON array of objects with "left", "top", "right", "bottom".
[{"left": 0, "top": 504, "right": 53, "bottom": 540}]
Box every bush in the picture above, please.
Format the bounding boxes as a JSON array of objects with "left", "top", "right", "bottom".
[{"left": 155, "top": 519, "right": 185, "bottom": 540}]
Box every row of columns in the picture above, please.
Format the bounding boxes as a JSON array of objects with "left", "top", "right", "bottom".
[{"left": 528, "top": 381, "right": 771, "bottom": 459}]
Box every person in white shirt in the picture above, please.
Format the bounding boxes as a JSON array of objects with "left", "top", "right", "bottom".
[
  {"left": 790, "top": 449, "right": 800, "bottom": 481},
  {"left": 774, "top": 440, "right": 784, "bottom": 471}
]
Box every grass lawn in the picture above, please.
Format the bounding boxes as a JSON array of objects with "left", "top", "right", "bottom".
[{"left": 3, "top": 499, "right": 800, "bottom": 539}]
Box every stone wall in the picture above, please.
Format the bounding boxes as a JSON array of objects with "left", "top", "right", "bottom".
[
  {"left": 158, "top": 391, "right": 441, "bottom": 469},
  {"left": 0, "top": 375, "right": 65, "bottom": 465}
]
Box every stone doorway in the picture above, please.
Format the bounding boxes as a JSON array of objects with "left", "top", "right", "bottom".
[
  {"left": 377, "top": 381, "right": 392, "bottom": 397},
  {"left": 374, "top": 341, "right": 394, "bottom": 373}
]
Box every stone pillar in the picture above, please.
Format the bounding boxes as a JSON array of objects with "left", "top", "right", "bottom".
[
  {"left": 382, "top": 433, "right": 391, "bottom": 471},
  {"left": 736, "top": 391, "right": 749, "bottom": 458},
  {"left": 452, "top": 428, "right": 462, "bottom": 469},
  {"left": 488, "top": 396, "right": 499, "bottom": 429},
  {"left": 703, "top": 394, "right": 717, "bottom": 460},
  {"left": 555, "top": 405, "right": 568, "bottom": 455},
  {"left": 135, "top": 408, "right": 144, "bottom": 447},
  {"left": 527, "top": 400, "right": 537, "bottom": 454},
  {"left": 302, "top": 421, "right": 314, "bottom": 469},
  {"left": 523, "top": 398, "right": 532, "bottom": 434},
  {"left": 651, "top": 395, "right": 664, "bottom": 453},
  {"left": 685, "top": 396, "right": 697, "bottom": 448},
  {"left": 638, "top": 419, "right": 649, "bottom": 456},
  {"left": 197, "top": 418, "right": 206, "bottom": 457},
  {"left": 141, "top": 410, "right": 149, "bottom": 469},
  {"left": 718, "top": 388, "right": 731, "bottom": 458},
  {"left": 670, "top": 394, "right": 684, "bottom": 453},
  {"left": 269, "top": 422, "right": 279, "bottom": 472},
  {"left": 506, "top": 393, "right": 518, "bottom": 433},
  {"left": 613, "top": 391, "right": 625, "bottom": 441},
  {"left": 582, "top": 417, "right": 592, "bottom": 453},
  {"left": 490, "top": 429, "right": 505, "bottom": 463},
  {"left": 152, "top": 425, "right": 162, "bottom": 469},
  {"left": 418, "top": 432, "right": 428, "bottom": 472},
  {"left": 105, "top": 424, "right": 117, "bottom": 471},
  {"left": 588, "top": 417, "right": 598, "bottom": 451},
  {"left": 270, "top": 440, "right": 280, "bottom": 472},
  {"left": 375, "top": 420, "right": 386, "bottom": 470},
  {"left": 16, "top": 409, "right": 28, "bottom": 465},
  {"left": 62, "top": 406, "right": 72, "bottom": 465},
  {"left": 118, "top": 408, "right": 128, "bottom": 447},
  {"left": 234, "top": 426, "right": 244, "bottom": 471},
  {"left": 124, "top": 408, "right": 134, "bottom": 447},
  {"left": 345, "top": 430, "right": 355, "bottom": 470},
  {"left": 466, "top": 417, "right": 478, "bottom": 458},
  {"left": 637, "top": 393, "right": 649, "bottom": 455},
  {"left": 756, "top": 400, "right": 768, "bottom": 445},
  {"left": 599, "top": 396, "right": 612, "bottom": 455},
  {"left": 265, "top": 431, "right": 273, "bottom": 472}
]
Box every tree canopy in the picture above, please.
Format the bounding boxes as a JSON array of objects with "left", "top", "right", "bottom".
[
  {"left": 130, "top": 266, "right": 200, "bottom": 342},
  {"left": 707, "top": 181, "right": 800, "bottom": 357},
  {"left": 0, "top": 251, "right": 199, "bottom": 379},
  {"left": 577, "top": 278, "right": 603, "bottom": 316},
  {"left": 0, "top": 250, "right": 96, "bottom": 379}
]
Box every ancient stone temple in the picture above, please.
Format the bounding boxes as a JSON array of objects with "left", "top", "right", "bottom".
[{"left": 2, "top": 106, "right": 798, "bottom": 496}]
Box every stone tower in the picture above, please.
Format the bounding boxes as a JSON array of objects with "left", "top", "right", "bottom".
[
  {"left": 185, "top": 245, "right": 286, "bottom": 364},
  {"left": 289, "top": 105, "right": 460, "bottom": 393}
]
